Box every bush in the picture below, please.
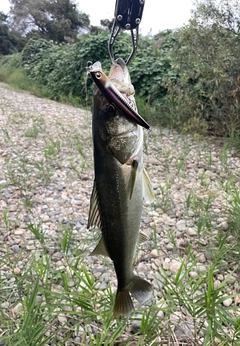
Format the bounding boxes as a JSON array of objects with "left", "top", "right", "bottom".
[{"left": 162, "top": 0, "right": 240, "bottom": 136}]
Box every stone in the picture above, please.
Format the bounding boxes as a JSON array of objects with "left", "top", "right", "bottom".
[
  {"left": 131, "top": 314, "right": 143, "bottom": 333},
  {"left": 189, "top": 271, "right": 198, "bottom": 278},
  {"left": 150, "top": 249, "right": 159, "bottom": 258},
  {"left": 169, "top": 260, "right": 182, "bottom": 274},
  {"left": 186, "top": 227, "right": 197, "bottom": 236},
  {"left": 11, "top": 244, "right": 20, "bottom": 253},
  {"left": 198, "top": 253, "right": 206, "bottom": 263},
  {"left": 12, "top": 302, "right": 23, "bottom": 314},
  {"left": 13, "top": 267, "right": 21, "bottom": 275},
  {"left": 176, "top": 220, "right": 187, "bottom": 231},
  {"left": 163, "top": 258, "right": 171, "bottom": 270},
  {"left": 222, "top": 298, "right": 233, "bottom": 307}
]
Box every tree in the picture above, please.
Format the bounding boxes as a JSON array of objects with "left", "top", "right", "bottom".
[
  {"left": 163, "top": 0, "right": 240, "bottom": 136},
  {"left": 0, "top": 11, "right": 25, "bottom": 54},
  {"left": 9, "top": 0, "right": 90, "bottom": 43}
]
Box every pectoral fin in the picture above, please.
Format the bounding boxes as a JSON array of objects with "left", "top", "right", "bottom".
[
  {"left": 142, "top": 168, "right": 155, "bottom": 202},
  {"left": 127, "top": 160, "right": 138, "bottom": 199},
  {"left": 87, "top": 181, "right": 102, "bottom": 230}
]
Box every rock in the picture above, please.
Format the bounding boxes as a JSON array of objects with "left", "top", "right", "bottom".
[
  {"left": 163, "top": 258, "right": 171, "bottom": 270},
  {"left": 68, "top": 280, "right": 75, "bottom": 288},
  {"left": 35, "top": 295, "right": 42, "bottom": 305},
  {"left": 101, "top": 272, "right": 111, "bottom": 282},
  {"left": 58, "top": 314, "right": 67, "bottom": 325},
  {"left": 226, "top": 274, "right": 237, "bottom": 284},
  {"left": 217, "top": 221, "right": 229, "bottom": 230},
  {"left": 131, "top": 314, "right": 143, "bottom": 333},
  {"left": 150, "top": 249, "right": 159, "bottom": 258},
  {"left": 189, "top": 271, "right": 198, "bottom": 278},
  {"left": 11, "top": 244, "right": 20, "bottom": 253},
  {"left": 176, "top": 220, "right": 187, "bottom": 231},
  {"left": 186, "top": 227, "right": 197, "bottom": 236},
  {"left": 136, "top": 262, "right": 148, "bottom": 273},
  {"left": 197, "top": 265, "right": 207, "bottom": 273},
  {"left": 175, "top": 322, "right": 195, "bottom": 339},
  {"left": 13, "top": 267, "right": 21, "bottom": 275},
  {"left": 222, "top": 298, "right": 233, "bottom": 307},
  {"left": 198, "top": 253, "right": 206, "bottom": 263},
  {"left": 12, "top": 302, "right": 23, "bottom": 314},
  {"left": 214, "top": 280, "right": 221, "bottom": 290},
  {"left": 1, "top": 302, "right": 10, "bottom": 309},
  {"left": 169, "top": 260, "right": 182, "bottom": 274},
  {"left": 40, "top": 214, "right": 50, "bottom": 222},
  {"left": 166, "top": 243, "right": 174, "bottom": 250}
]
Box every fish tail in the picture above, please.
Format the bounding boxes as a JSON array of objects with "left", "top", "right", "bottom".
[
  {"left": 129, "top": 276, "right": 152, "bottom": 305},
  {"left": 113, "top": 276, "right": 152, "bottom": 318},
  {"left": 113, "top": 290, "right": 134, "bottom": 318}
]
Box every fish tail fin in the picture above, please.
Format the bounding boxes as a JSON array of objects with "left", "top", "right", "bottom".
[
  {"left": 113, "top": 290, "right": 134, "bottom": 318},
  {"left": 129, "top": 276, "right": 152, "bottom": 305},
  {"left": 113, "top": 276, "right": 152, "bottom": 318}
]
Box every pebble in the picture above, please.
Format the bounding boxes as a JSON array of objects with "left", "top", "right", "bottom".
[
  {"left": 1, "top": 302, "right": 10, "bottom": 309},
  {"left": 226, "top": 274, "right": 237, "bottom": 284},
  {"left": 13, "top": 267, "right": 21, "bottom": 275},
  {"left": 12, "top": 302, "right": 23, "bottom": 314},
  {"left": 186, "top": 227, "right": 197, "bottom": 236},
  {"left": 169, "top": 260, "right": 182, "bottom": 274},
  {"left": 176, "top": 219, "right": 187, "bottom": 231},
  {"left": 189, "top": 271, "right": 198, "bottom": 278},
  {"left": 198, "top": 253, "right": 206, "bottom": 263},
  {"left": 150, "top": 249, "right": 159, "bottom": 258},
  {"left": 131, "top": 314, "right": 143, "bottom": 333},
  {"left": 163, "top": 258, "right": 171, "bottom": 270},
  {"left": 222, "top": 297, "right": 233, "bottom": 307},
  {"left": 11, "top": 244, "right": 20, "bottom": 253},
  {"left": 197, "top": 265, "right": 207, "bottom": 273},
  {"left": 217, "top": 221, "right": 229, "bottom": 230}
]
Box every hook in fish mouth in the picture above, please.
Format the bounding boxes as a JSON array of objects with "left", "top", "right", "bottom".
[{"left": 88, "top": 61, "right": 150, "bottom": 130}]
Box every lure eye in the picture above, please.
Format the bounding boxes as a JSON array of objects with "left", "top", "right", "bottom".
[
  {"left": 95, "top": 71, "right": 102, "bottom": 79},
  {"left": 102, "top": 104, "right": 116, "bottom": 115},
  {"left": 108, "top": 105, "right": 115, "bottom": 113}
]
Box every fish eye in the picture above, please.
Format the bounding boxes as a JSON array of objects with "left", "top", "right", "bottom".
[{"left": 95, "top": 71, "right": 102, "bottom": 79}]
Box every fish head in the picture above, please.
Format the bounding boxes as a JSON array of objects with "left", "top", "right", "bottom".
[
  {"left": 91, "top": 61, "right": 143, "bottom": 164},
  {"left": 89, "top": 60, "right": 149, "bottom": 130}
]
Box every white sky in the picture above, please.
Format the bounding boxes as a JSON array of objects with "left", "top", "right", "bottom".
[{"left": 0, "top": 0, "right": 194, "bottom": 35}]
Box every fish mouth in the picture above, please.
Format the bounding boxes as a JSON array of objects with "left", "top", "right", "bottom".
[{"left": 108, "top": 59, "right": 150, "bottom": 130}]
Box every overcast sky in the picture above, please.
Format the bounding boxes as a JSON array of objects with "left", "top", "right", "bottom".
[{"left": 0, "top": 0, "right": 194, "bottom": 35}]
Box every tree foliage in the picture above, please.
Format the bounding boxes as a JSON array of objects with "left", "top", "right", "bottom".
[
  {"left": 163, "top": 0, "right": 240, "bottom": 136},
  {"left": 20, "top": 30, "right": 176, "bottom": 107},
  {"left": 9, "top": 0, "right": 90, "bottom": 43},
  {"left": 0, "top": 12, "right": 25, "bottom": 55}
]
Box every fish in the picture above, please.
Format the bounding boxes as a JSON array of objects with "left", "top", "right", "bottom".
[{"left": 87, "top": 58, "right": 154, "bottom": 318}]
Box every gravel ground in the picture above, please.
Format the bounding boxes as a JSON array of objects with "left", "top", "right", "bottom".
[{"left": 0, "top": 83, "right": 239, "bottom": 344}]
